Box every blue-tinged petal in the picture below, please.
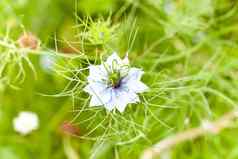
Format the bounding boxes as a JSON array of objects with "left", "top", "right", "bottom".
[
  {"left": 123, "top": 68, "right": 144, "bottom": 82},
  {"left": 114, "top": 89, "right": 140, "bottom": 112},
  {"left": 106, "top": 52, "right": 122, "bottom": 66},
  {"left": 105, "top": 52, "right": 123, "bottom": 68},
  {"left": 87, "top": 65, "right": 108, "bottom": 82},
  {"left": 83, "top": 82, "right": 107, "bottom": 94},
  {"left": 90, "top": 88, "right": 112, "bottom": 107},
  {"left": 125, "top": 80, "right": 149, "bottom": 93},
  {"left": 122, "top": 52, "right": 129, "bottom": 65},
  {"left": 90, "top": 96, "right": 103, "bottom": 106},
  {"left": 126, "top": 91, "right": 140, "bottom": 103},
  {"left": 104, "top": 90, "right": 117, "bottom": 111},
  {"left": 115, "top": 100, "right": 127, "bottom": 112}
]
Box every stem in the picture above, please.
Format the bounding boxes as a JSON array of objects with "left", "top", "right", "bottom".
[
  {"left": 140, "top": 109, "right": 238, "bottom": 159},
  {"left": 0, "top": 39, "right": 92, "bottom": 60}
]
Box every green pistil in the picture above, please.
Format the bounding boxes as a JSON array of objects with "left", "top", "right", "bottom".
[{"left": 109, "top": 71, "right": 121, "bottom": 88}]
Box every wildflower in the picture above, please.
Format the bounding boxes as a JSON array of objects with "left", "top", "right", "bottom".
[
  {"left": 13, "top": 111, "right": 39, "bottom": 135},
  {"left": 84, "top": 52, "right": 149, "bottom": 112},
  {"left": 18, "top": 32, "right": 39, "bottom": 50}
]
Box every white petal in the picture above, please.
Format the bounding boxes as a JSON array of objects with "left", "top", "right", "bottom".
[
  {"left": 115, "top": 100, "right": 128, "bottom": 113},
  {"left": 115, "top": 89, "right": 140, "bottom": 112},
  {"left": 86, "top": 86, "right": 112, "bottom": 104},
  {"left": 123, "top": 68, "right": 144, "bottom": 82},
  {"left": 122, "top": 52, "right": 129, "bottom": 65},
  {"left": 83, "top": 82, "right": 107, "bottom": 95},
  {"left": 90, "top": 96, "right": 103, "bottom": 106},
  {"left": 106, "top": 52, "right": 123, "bottom": 68},
  {"left": 98, "top": 88, "right": 112, "bottom": 104},
  {"left": 126, "top": 91, "right": 140, "bottom": 103},
  {"left": 104, "top": 101, "right": 116, "bottom": 111},
  {"left": 121, "top": 68, "right": 149, "bottom": 93},
  {"left": 126, "top": 80, "right": 149, "bottom": 93},
  {"left": 87, "top": 65, "right": 108, "bottom": 82},
  {"left": 104, "top": 91, "right": 117, "bottom": 111}
]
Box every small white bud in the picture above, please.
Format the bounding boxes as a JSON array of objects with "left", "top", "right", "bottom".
[{"left": 13, "top": 111, "right": 39, "bottom": 135}]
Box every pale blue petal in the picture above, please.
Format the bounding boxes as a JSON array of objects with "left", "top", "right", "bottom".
[
  {"left": 104, "top": 90, "right": 117, "bottom": 111},
  {"left": 115, "top": 100, "right": 127, "bottom": 112},
  {"left": 83, "top": 82, "right": 107, "bottom": 95},
  {"left": 90, "top": 96, "right": 103, "bottom": 106},
  {"left": 122, "top": 53, "right": 129, "bottom": 65},
  {"left": 100, "top": 88, "right": 113, "bottom": 103},
  {"left": 123, "top": 68, "right": 144, "bottom": 82},
  {"left": 125, "top": 80, "right": 149, "bottom": 93},
  {"left": 106, "top": 52, "right": 122, "bottom": 66},
  {"left": 84, "top": 82, "right": 112, "bottom": 104},
  {"left": 87, "top": 65, "right": 108, "bottom": 82},
  {"left": 114, "top": 89, "right": 140, "bottom": 112}
]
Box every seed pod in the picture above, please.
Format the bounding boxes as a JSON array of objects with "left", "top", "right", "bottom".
[
  {"left": 18, "top": 33, "right": 39, "bottom": 50},
  {"left": 60, "top": 121, "right": 80, "bottom": 136}
]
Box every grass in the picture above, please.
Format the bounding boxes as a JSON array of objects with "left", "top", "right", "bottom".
[{"left": 0, "top": 0, "right": 238, "bottom": 159}]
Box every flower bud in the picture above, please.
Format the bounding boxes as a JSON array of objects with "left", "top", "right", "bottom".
[
  {"left": 18, "top": 33, "right": 39, "bottom": 50},
  {"left": 60, "top": 121, "right": 80, "bottom": 136}
]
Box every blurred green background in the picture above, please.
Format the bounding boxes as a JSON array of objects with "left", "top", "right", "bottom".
[{"left": 1, "top": 0, "right": 238, "bottom": 159}]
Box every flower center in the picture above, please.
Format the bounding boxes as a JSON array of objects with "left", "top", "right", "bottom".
[{"left": 109, "top": 71, "right": 121, "bottom": 88}]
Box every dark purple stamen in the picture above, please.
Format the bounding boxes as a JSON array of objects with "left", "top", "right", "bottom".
[{"left": 113, "top": 78, "right": 122, "bottom": 89}]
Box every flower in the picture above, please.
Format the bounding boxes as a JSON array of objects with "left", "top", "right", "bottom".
[
  {"left": 84, "top": 52, "right": 149, "bottom": 112},
  {"left": 13, "top": 111, "right": 39, "bottom": 135}
]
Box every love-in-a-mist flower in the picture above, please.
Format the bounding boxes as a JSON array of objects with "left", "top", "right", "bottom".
[
  {"left": 13, "top": 111, "right": 39, "bottom": 135},
  {"left": 84, "top": 52, "right": 149, "bottom": 112}
]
